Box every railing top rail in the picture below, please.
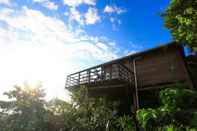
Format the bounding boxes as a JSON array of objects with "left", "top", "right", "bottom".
[
  {"left": 67, "top": 65, "right": 102, "bottom": 77},
  {"left": 66, "top": 62, "right": 134, "bottom": 88}
]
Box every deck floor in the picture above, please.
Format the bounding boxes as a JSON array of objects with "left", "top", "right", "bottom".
[{"left": 86, "top": 79, "right": 133, "bottom": 97}]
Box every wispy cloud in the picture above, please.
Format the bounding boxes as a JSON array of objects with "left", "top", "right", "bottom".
[
  {"left": 0, "top": 6, "right": 118, "bottom": 100},
  {"left": 129, "top": 41, "right": 144, "bottom": 49},
  {"left": 85, "top": 7, "right": 100, "bottom": 25},
  {"left": 66, "top": 7, "right": 84, "bottom": 25},
  {"left": 103, "top": 5, "right": 125, "bottom": 30},
  {"left": 109, "top": 17, "right": 122, "bottom": 31},
  {"left": 33, "top": 0, "right": 58, "bottom": 10},
  {"left": 104, "top": 5, "right": 126, "bottom": 14},
  {"left": 0, "top": 0, "right": 11, "bottom": 5},
  {"left": 0, "top": 0, "right": 10, "bottom": 4},
  {"left": 63, "top": 0, "right": 96, "bottom": 7},
  {"left": 65, "top": 7, "right": 100, "bottom": 26}
]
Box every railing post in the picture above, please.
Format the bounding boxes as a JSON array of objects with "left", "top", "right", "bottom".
[
  {"left": 118, "top": 64, "right": 120, "bottom": 80},
  {"left": 66, "top": 77, "right": 68, "bottom": 88},
  {"left": 110, "top": 65, "right": 112, "bottom": 80},
  {"left": 78, "top": 73, "right": 80, "bottom": 85},
  {"left": 101, "top": 66, "right": 104, "bottom": 82},
  {"left": 88, "top": 70, "right": 90, "bottom": 84}
]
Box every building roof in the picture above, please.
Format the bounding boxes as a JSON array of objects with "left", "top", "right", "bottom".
[{"left": 68, "top": 42, "right": 182, "bottom": 76}]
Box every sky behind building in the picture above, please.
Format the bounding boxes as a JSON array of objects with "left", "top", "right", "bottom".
[{"left": 0, "top": 0, "right": 171, "bottom": 100}]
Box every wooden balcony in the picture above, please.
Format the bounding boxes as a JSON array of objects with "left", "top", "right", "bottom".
[{"left": 66, "top": 63, "right": 134, "bottom": 95}]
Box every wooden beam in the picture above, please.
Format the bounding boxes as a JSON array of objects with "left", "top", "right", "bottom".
[{"left": 133, "top": 58, "right": 139, "bottom": 111}]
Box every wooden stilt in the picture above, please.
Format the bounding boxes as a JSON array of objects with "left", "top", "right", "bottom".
[{"left": 133, "top": 59, "right": 139, "bottom": 111}]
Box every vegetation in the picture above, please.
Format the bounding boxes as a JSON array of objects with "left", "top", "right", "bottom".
[
  {"left": 0, "top": 84, "right": 134, "bottom": 131},
  {"left": 0, "top": 83, "right": 48, "bottom": 131},
  {"left": 0, "top": 83, "right": 197, "bottom": 131},
  {"left": 136, "top": 86, "right": 197, "bottom": 131},
  {"left": 163, "top": 0, "right": 197, "bottom": 51}
]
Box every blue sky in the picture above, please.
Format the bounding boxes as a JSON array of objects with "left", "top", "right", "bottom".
[{"left": 0, "top": 0, "right": 172, "bottom": 100}]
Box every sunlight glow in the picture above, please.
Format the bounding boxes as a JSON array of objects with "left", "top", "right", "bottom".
[{"left": 0, "top": 6, "right": 119, "bottom": 101}]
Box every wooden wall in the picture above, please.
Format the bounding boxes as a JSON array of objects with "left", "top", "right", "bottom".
[{"left": 120, "top": 45, "right": 192, "bottom": 89}]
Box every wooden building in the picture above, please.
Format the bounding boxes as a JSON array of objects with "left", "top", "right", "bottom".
[{"left": 65, "top": 43, "right": 196, "bottom": 112}]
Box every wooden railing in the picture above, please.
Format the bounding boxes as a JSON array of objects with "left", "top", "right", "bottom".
[{"left": 66, "top": 63, "right": 134, "bottom": 89}]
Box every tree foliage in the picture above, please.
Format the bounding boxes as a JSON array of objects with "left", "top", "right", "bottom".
[
  {"left": 164, "top": 0, "right": 197, "bottom": 51},
  {"left": 59, "top": 86, "right": 136, "bottom": 131},
  {"left": 137, "top": 87, "right": 197, "bottom": 131},
  {"left": 1, "top": 84, "right": 197, "bottom": 131},
  {"left": 0, "top": 85, "right": 135, "bottom": 131},
  {"left": 0, "top": 83, "right": 49, "bottom": 131}
]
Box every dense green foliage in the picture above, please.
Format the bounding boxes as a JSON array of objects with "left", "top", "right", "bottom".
[
  {"left": 136, "top": 86, "right": 197, "bottom": 131},
  {"left": 1, "top": 84, "right": 197, "bottom": 131},
  {"left": 62, "top": 86, "right": 135, "bottom": 131},
  {"left": 0, "top": 84, "right": 135, "bottom": 131},
  {"left": 63, "top": 87, "right": 117, "bottom": 130},
  {"left": 164, "top": 0, "right": 197, "bottom": 51},
  {"left": 0, "top": 83, "right": 49, "bottom": 131}
]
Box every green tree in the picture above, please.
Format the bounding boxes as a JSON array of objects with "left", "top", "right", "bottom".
[
  {"left": 62, "top": 86, "right": 136, "bottom": 131},
  {"left": 164, "top": 0, "right": 197, "bottom": 51},
  {"left": 0, "top": 83, "right": 49, "bottom": 131},
  {"left": 137, "top": 86, "right": 197, "bottom": 131},
  {"left": 115, "top": 115, "right": 135, "bottom": 131},
  {"left": 63, "top": 86, "right": 119, "bottom": 131}
]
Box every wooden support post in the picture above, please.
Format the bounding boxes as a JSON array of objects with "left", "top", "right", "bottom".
[
  {"left": 179, "top": 51, "right": 195, "bottom": 89},
  {"left": 132, "top": 58, "right": 140, "bottom": 131},
  {"left": 133, "top": 59, "right": 139, "bottom": 111}
]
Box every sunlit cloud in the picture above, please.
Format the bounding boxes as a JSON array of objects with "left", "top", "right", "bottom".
[
  {"left": 0, "top": 6, "right": 119, "bottom": 101},
  {"left": 109, "top": 17, "right": 122, "bottom": 31},
  {"left": 65, "top": 7, "right": 84, "bottom": 25},
  {"left": 0, "top": 0, "right": 11, "bottom": 5},
  {"left": 66, "top": 6, "right": 100, "bottom": 25},
  {"left": 63, "top": 0, "right": 96, "bottom": 7},
  {"left": 33, "top": 0, "right": 58, "bottom": 10},
  {"left": 129, "top": 41, "right": 144, "bottom": 50},
  {"left": 85, "top": 7, "right": 100, "bottom": 25},
  {"left": 104, "top": 5, "right": 126, "bottom": 14}
]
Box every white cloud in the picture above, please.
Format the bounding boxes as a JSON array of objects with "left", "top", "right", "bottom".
[
  {"left": 129, "top": 41, "right": 143, "bottom": 49},
  {"left": 110, "top": 17, "right": 115, "bottom": 23},
  {"left": 0, "top": 0, "right": 11, "bottom": 5},
  {"left": 96, "top": 42, "right": 108, "bottom": 51},
  {"left": 83, "top": 0, "right": 96, "bottom": 5},
  {"left": 0, "top": 7, "right": 118, "bottom": 100},
  {"left": 109, "top": 17, "right": 122, "bottom": 31},
  {"left": 63, "top": 0, "right": 96, "bottom": 7},
  {"left": 104, "top": 5, "right": 126, "bottom": 14},
  {"left": 66, "top": 7, "right": 84, "bottom": 25},
  {"left": 125, "top": 50, "right": 137, "bottom": 56},
  {"left": 42, "top": 1, "right": 58, "bottom": 10},
  {"left": 65, "top": 7, "right": 100, "bottom": 25},
  {"left": 33, "top": 0, "right": 46, "bottom": 2},
  {"left": 33, "top": 0, "right": 58, "bottom": 10},
  {"left": 85, "top": 7, "right": 100, "bottom": 25}
]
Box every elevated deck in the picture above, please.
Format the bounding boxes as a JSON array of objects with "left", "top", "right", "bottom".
[{"left": 66, "top": 63, "right": 134, "bottom": 97}]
